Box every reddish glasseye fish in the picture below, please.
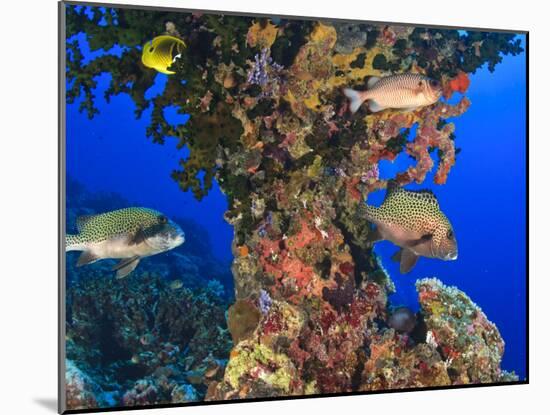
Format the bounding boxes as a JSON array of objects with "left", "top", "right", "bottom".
[
  {"left": 363, "top": 181, "right": 458, "bottom": 274},
  {"left": 343, "top": 73, "right": 443, "bottom": 114}
]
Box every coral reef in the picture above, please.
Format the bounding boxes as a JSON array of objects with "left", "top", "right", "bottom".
[
  {"left": 66, "top": 359, "right": 105, "bottom": 409},
  {"left": 65, "top": 272, "right": 231, "bottom": 409},
  {"left": 65, "top": 5, "right": 523, "bottom": 406},
  {"left": 357, "top": 278, "right": 517, "bottom": 391},
  {"left": 416, "top": 278, "right": 516, "bottom": 384}
]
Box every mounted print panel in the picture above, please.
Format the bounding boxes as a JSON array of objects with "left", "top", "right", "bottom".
[{"left": 59, "top": 1, "right": 528, "bottom": 413}]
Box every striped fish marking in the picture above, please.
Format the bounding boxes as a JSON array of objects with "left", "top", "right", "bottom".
[{"left": 344, "top": 73, "right": 443, "bottom": 114}]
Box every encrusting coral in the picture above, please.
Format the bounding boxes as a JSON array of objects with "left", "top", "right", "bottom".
[
  {"left": 416, "top": 278, "right": 516, "bottom": 384},
  {"left": 66, "top": 272, "right": 232, "bottom": 408},
  {"left": 358, "top": 278, "right": 517, "bottom": 391},
  {"left": 66, "top": 5, "right": 522, "bottom": 404}
]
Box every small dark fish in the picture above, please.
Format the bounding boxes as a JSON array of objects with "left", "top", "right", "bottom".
[
  {"left": 140, "top": 333, "right": 156, "bottom": 346},
  {"left": 170, "top": 279, "right": 184, "bottom": 290},
  {"left": 388, "top": 307, "right": 417, "bottom": 333}
]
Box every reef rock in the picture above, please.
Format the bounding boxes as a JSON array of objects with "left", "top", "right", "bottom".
[
  {"left": 65, "top": 360, "right": 102, "bottom": 410},
  {"left": 66, "top": 273, "right": 232, "bottom": 405},
  {"left": 417, "top": 278, "right": 517, "bottom": 384}
]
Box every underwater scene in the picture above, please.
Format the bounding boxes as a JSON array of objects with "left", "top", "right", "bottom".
[{"left": 62, "top": 2, "right": 527, "bottom": 411}]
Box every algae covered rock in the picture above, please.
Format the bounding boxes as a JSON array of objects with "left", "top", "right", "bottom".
[
  {"left": 210, "top": 340, "right": 302, "bottom": 400},
  {"left": 65, "top": 360, "right": 103, "bottom": 410},
  {"left": 417, "top": 278, "right": 517, "bottom": 383},
  {"left": 66, "top": 272, "right": 232, "bottom": 405},
  {"left": 227, "top": 299, "right": 262, "bottom": 344},
  {"left": 360, "top": 331, "right": 452, "bottom": 390}
]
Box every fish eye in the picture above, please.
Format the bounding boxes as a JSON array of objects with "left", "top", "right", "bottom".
[
  {"left": 430, "top": 79, "right": 440, "bottom": 87},
  {"left": 447, "top": 229, "right": 454, "bottom": 239},
  {"left": 158, "top": 215, "right": 168, "bottom": 224}
]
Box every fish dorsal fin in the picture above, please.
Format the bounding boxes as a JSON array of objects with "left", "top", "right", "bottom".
[
  {"left": 383, "top": 180, "right": 403, "bottom": 202},
  {"left": 367, "top": 76, "right": 381, "bottom": 89},
  {"left": 407, "top": 189, "right": 440, "bottom": 207},
  {"left": 76, "top": 214, "right": 96, "bottom": 232}
]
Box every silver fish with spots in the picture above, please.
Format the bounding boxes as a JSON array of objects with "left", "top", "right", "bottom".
[
  {"left": 363, "top": 181, "right": 457, "bottom": 274},
  {"left": 66, "top": 207, "right": 185, "bottom": 278},
  {"left": 343, "top": 73, "right": 442, "bottom": 114}
]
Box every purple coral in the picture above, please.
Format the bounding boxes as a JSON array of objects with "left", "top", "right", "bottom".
[
  {"left": 247, "top": 48, "right": 283, "bottom": 98},
  {"left": 322, "top": 273, "right": 355, "bottom": 313},
  {"left": 361, "top": 164, "right": 379, "bottom": 183},
  {"left": 258, "top": 289, "right": 272, "bottom": 315},
  {"left": 334, "top": 167, "right": 347, "bottom": 178}
]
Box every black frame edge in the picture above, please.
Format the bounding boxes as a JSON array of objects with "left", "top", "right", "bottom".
[
  {"left": 62, "top": 0, "right": 528, "bottom": 34},
  {"left": 58, "top": 1, "right": 530, "bottom": 413},
  {"left": 59, "top": 1, "right": 68, "bottom": 414}
]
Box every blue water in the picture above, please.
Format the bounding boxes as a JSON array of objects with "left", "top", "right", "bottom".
[
  {"left": 375, "top": 36, "right": 527, "bottom": 379},
  {"left": 66, "top": 30, "right": 526, "bottom": 380},
  {"left": 66, "top": 35, "right": 233, "bottom": 263}
]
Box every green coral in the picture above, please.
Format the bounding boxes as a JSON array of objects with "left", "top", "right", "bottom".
[{"left": 225, "top": 342, "right": 296, "bottom": 392}]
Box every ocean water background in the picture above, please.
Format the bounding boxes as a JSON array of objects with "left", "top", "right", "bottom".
[{"left": 66, "top": 27, "right": 526, "bottom": 380}]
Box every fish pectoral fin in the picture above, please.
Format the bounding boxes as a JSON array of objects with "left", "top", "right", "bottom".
[
  {"left": 399, "top": 249, "right": 419, "bottom": 274},
  {"left": 366, "top": 227, "right": 383, "bottom": 244},
  {"left": 391, "top": 248, "right": 402, "bottom": 263},
  {"left": 113, "top": 256, "right": 141, "bottom": 279},
  {"left": 404, "top": 233, "right": 433, "bottom": 248},
  {"left": 367, "top": 100, "right": 383, "bottom": 113},
  {"left": 76, "top": 251, "right": 100, "bottom": 267}
]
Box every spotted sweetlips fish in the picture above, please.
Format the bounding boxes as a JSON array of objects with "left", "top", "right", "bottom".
[
  {"left": 363, "top": 181, "right": 458, "bottom": 273},
  {"left": 343, "top": 73, "right": 442, "bottom": 114},
  {"left": 66, "top": 207, "right": 185, "bottom": 278}
]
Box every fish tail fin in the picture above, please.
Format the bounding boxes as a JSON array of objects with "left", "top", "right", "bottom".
[
  {"left": 358, "top": 203, "right": 377, "bottom": 221},
  {"left": 343, "top": 88, "right": 368, "bottom": 114},
  {"left": 357, "top": 203, "right": 383, "bottom": 244},
  {"left": 65, "top": 234, "right": 84, "bottom": 251},
  {"left": 356, "top": 202, "right": 368, "bottom": 217}
]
